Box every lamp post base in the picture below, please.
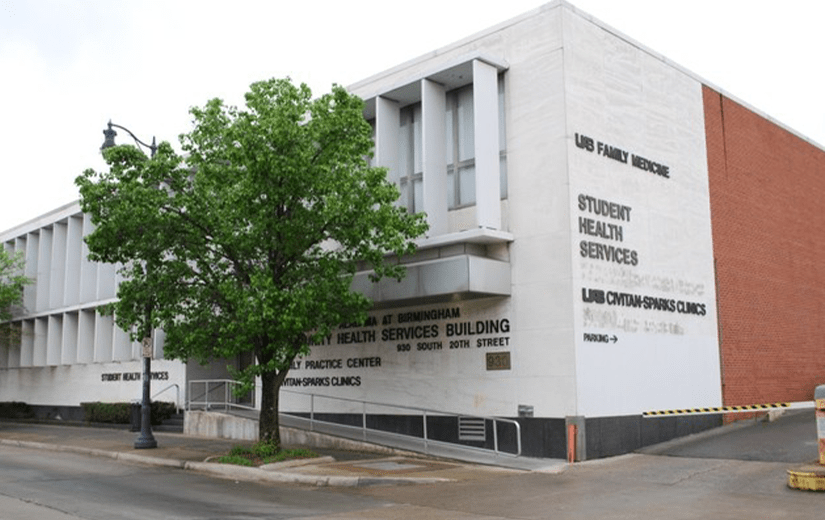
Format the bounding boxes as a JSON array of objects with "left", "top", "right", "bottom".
[{"left": 134, "top": 435, "right": 158, "bottom": 450}]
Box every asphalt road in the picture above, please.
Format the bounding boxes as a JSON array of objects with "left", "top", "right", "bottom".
[
  {"left": 0, "top": 444, "right": 387, "bottom": 520},
  {"left": 642, "top": 410, "right": 819, "bottom": 463},
  {"left": 0, "top": 410, "right": 820, "bottom": 519},
  {"left": 342, "top": 454, "right": 823, "bottom": 519}
]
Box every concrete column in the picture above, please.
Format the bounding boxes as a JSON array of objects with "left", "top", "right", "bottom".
[
  {"left": 36, "top": 228, "right": 52, "bottom": 311},
  {"left": 421, "top": 78, "right": 448, "bottom": 236},
  {"left": 46, "top": 314, "right": 62, "bottom": 366},
  {"left": 61, "top": 311, "right": 79, "bottom": 365},
  {"left": 49, "top": 222, "right": 67, "bottom": 310},
  {"left": 96, "top": 259, "right": 116, "bottom": 300},
  {"left": 79, "top": 214, "right": 98, "bottom": 302},
  {"left": 77, "top": 309, "right": 95, "bottom": 364},
  {"left": 24, "top": 233, "right": 38, "bottom": 311},
  {"left": 5, "top": 322, "right": 21, "bottom": 367},
  {"left": 375, "top": 96, "right": 400, "bottom": 187},
  {"left": 153, "top": 328, "right": 166, "bottom": 359},
  {"left": 473, "top": 59, "right": 502, "bottom": 230},
  {"left": 64, "top": 216, "right": 83, "bottom": 306},
  {"left": 33, "top": 317, "right": 47, "bottom": 366},
  {"left": 113, "top": 323, "right": 132, "bottom": 361},
  {"left": 94, "top": 313, "right": 114, "bottom": 363}
]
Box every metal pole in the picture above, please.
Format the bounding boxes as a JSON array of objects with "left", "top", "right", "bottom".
[
  {"left": 134, "top": 337, "right": 157, "bottom": 449},
  {"left": 362, "top": 401, "right": 367, "bottom": 441},
  {"left": 492, "top": 419, "right": 499, "bottom": 455},
  {"left": 423, "top": 412, "right": 429, "bottom": 454}
]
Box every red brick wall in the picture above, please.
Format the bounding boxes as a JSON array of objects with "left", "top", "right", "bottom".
[{"left": 704, "top": 85, "right": 825, "bottom": 406}]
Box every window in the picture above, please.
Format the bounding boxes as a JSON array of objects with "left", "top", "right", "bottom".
[
  {"left": 445, "top": 77, "right": 507, "bottom": 209},
  {"left": 446, "top": 86, "right": 476, "bottom": 208},
  {"left": 395, "top": 74, "right": 506, "bottom": 214},
  {"left": 398, "top": 103, "right": 423, "bottom": 213}
]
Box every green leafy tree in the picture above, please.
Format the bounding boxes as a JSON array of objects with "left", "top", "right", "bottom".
[
  {"left": 0, "top": 249, "right": 30, "bottom": 343},
  {"left": 75, "top": 78, "right": 427, "bottom": 446}
]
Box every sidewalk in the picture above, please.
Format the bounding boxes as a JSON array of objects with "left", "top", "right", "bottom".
[{"left": 0, "top": 420, "right": 551, "bottom": 487}]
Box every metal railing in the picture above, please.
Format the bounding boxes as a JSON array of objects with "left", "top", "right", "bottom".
[
  {"left": 279, "top": 389, "right": 522, "bottom": 458},
  {"left": 186, "top": 379, "right": 256, "bottom": 412},
  {"left": 152, "top": 383, "right": 181, "bottom": 413}
]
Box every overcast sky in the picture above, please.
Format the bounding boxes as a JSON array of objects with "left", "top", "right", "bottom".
[{"left": 1, "top": 0, "right": 823, "bottom": 233}]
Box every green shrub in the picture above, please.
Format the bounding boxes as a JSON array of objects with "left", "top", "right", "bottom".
[
  {"left": 81, "top": 402, "right": 130, "bottom": 424},
  {"left": 228, "top": 445, "right": 254, "bottom": 457},
  {"left": 150, "top": 401, "right": 176, "bottom": 425},
  {"left": 81, "top": 401, "right": 177, "bottom": 425},
  {"left": 0, "top": 402, "right": 34, "bottom": 419},
  {"left": 251, "top": 440, "right": 280, "bottom": 459},
  {"left": 216, "top": 455, "right": 254, "bottom": 466},
  {"left": 263, "top": 448, "right": 319, "bottom": 464},
  {"left": 218, "top": 443, "right": 321, "bottom": 466}
]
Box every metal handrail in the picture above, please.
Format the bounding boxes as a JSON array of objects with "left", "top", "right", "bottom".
[
  {"left": 187, "top": 379, "right": 257, "bottom": 412},
  {"left": 151, "top": 383, "right": 181, "bottom": 413},
  {"left": 279, "top": 389, "right": 522, "bottom": 457}
]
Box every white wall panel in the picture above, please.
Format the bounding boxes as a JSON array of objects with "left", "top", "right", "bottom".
[
  {"left": 79, "top": 214, "right": 98, "bottom": 302},
  {"left": 19, "top": 320, "right": 34, "bottom": 367},
  {"left": 23, "top": 233, "right": 38, "bottom": 311},
  {"left": 0, "top": 360, "right": 186, "bottom": 407},
  {"left": 421, "top": 79, "right": 448, "bottom": 236},
  {"left": 46, "top": 315, "right": 62, "bottom": 366},
  {"left": 563, "top": 11, "right": 721, "bottom": 416},
  {"left": 61, "top": 312, "right": 78, "bottom": 365},
  {"left": 77, "top": 309, "right": 95, "bottom": 364},
  {"left": 113, "top": 324, "right": 132, "bottom": 361},
  {"left": 472, "top": 59, "right": 502, "bottom": 230},
  {"left": 94, "top": 313, "right": 114, "bottom": 363},
  {"left": 35, "top": 228, "right": 52, "bottom": 311},
  {"left": 375, "top": 96, "right": 400, "bottom": 186},
  {"left": 64, "top": 216, "right": 83, "bottom": 306},
  {"left": 7, "top": 328, "right": 21, "bottom": 367},
  {"left": 97, "top": 261, "right": 116, "bottom": 300},
  {"left": 33, "top": 317, "right": 47, "bottom": 366},
  {"left": 49, "top": 222, "right": 67, "bottom": 309}
]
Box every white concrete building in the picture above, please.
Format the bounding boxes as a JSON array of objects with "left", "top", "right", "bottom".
[
  {"left": 0, "top": 202, "right": 185, "bottom": 414},
  {"left": 5, "top": 1, "right": 822, "bottom": 459}
]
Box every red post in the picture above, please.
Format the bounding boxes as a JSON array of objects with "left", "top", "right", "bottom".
[{"left": 567, "top": 424, "right": 577, "bottom": 463}]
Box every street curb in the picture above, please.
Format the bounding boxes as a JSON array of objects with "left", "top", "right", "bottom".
[
  {"left": 184, "top": 460, "right": 452, "bottom": 487},
  {"left": 0, "top": 438, "right": 452, "bottom": 487}
]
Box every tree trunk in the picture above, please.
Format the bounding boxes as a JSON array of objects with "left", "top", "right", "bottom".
[
  {"left": 258, "top": 368, "right": 289, "bottom": 447},
  {"left": 258, "top": 369, "right": 279, "bottom": 447}
]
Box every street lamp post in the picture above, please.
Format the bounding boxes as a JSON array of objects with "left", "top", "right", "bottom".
[
  {"left": 101, "top": 120, "right": 158, "bottom": 450},
  {"left": 101, "top": 120, "right": 157, "bottom": 157}
]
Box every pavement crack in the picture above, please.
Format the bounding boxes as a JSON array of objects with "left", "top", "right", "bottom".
[
  {"left": 0, "top": 491, "right": 86, "bottom": 519},
  {"left": 666, "top": 462, "right": 727, "bottom": 486}
]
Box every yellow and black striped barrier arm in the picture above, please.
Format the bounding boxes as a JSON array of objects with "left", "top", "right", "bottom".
[{"left": 643, "top": 402, "right": 799, "bottom": 417}]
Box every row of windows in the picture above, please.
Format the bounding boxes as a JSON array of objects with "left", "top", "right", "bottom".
[{"left": 390, "top": 76, "right": 507, "bottom": 213}]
